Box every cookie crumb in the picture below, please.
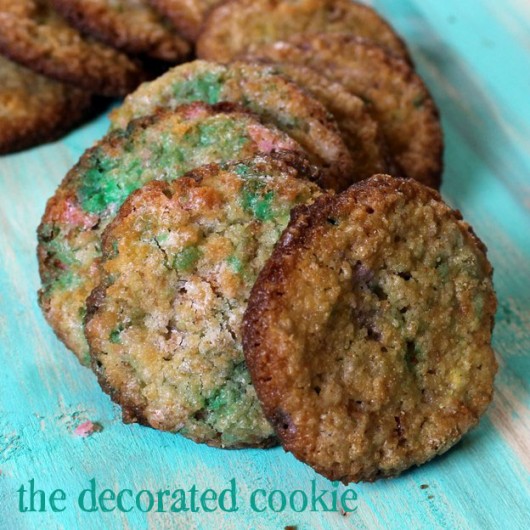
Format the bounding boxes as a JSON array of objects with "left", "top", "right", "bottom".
[{"left": 74, "top": 421, "right": 102, "bottom": 438}]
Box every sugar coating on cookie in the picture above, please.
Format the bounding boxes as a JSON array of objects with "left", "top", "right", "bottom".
[
  {"left": 85, "top": 155, "right": 326, "bottom": 447},
  {"left": 38, "top": 102, "right": 305, "bottom": 363},
  {"left": 197, "top": 0, "right": 410, "bottom": 63},
  {"left": 110, "top": 60, "right": 355, "bottom": 191},
  {"left": 244, "top": 175, "right": 497, "bottom": 482},
  {"left": 0, "top": 55, "right": 92, "bottom": 154}
]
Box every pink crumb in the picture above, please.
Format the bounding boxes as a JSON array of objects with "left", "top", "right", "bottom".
[{"left": 74, "top": 421, "right": 102, "bottom": 438}]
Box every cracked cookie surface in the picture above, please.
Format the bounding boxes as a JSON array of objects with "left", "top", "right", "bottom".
[
  {"left": 85, "top": 155, "right": 326, "bottom": 447},
  {"left": 38, "top": 102, "right": 304, "bottom": 363}
]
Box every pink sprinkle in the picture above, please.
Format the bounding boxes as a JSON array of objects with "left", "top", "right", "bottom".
[
  {"left": 63, "top": 198, "right": 98, "bottom": 229},
  {"left": 247, "top": 124, "right": 297, "bottom": 154},
  {"left": 74, "top": 421, "right": 101, "bottom": 438}
]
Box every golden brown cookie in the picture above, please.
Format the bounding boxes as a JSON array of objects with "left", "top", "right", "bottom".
[
  {"left": 38, "top": 102, "right": 305, "bottom": 363},
  {"left": 0, "top": 54, "right": 92, "bottom": 154},
  {"left": 85, "top": 154, "right": 326, "bottom": 447},
  {"left": 250, "top": 35, "right": 443, "bottom": 188},
  {"left": 111, "top": 60, "right": 355, "bottom": 191},
  {"left": 244, "top": 175, "right": 497, "bottom": 483},
  {"left": 50, "top": 0, "right": 191, "bottom": 62},
  {"left": 0, "top": 0, "right": 147, "bottom": 96},
  {"left": 149, "top": 0, "right": 221, "bottom": 41},
  {"left": 241, "top": 58, "right": 396, "bottom": 183},
  {"left": 197, "top": 0, "right": 410, "bottom": 63}
]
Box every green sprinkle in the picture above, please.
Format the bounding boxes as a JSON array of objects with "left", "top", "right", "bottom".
[
  {"left": 53, "top": 271, "right": 82, "bottom": 292},
  {"left": 241, "top": 180, "right": 276, "bottom": 221},
  {"left": 78, "top": 150, "right": 144, "bottom": 214},
  {"left": 235, "top": 163, "right": 250, "bottom": 176},
  {"left": 173, "top": 246, "right": 202, "bottom": 271},
  {"left": 153, "top": 134, "right": 185, "bottom": 168},
  {"left": 207, "top": 389, "right": 229, "bottom": 411},
  {"left": 226, "top": 255, "right": 244, "bottom": 274},
  {"left": 109, "top": 324, "right": 124, "bottom": 344},
  {"left": 155, "top": 232, "right": 169, "bottom": 243},
  {"left": 171, "top": 72, "right": 223, "bottom": 105},
  {"left": 183, "top": 121, "right": 248, "bottom": 156},
  {"left": 108, "top": 239, "right": 119, "bottom": 259}
]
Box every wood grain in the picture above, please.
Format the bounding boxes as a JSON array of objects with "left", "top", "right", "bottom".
[{"left": 1, "top": 1, "right": 529, "bottom": 528}]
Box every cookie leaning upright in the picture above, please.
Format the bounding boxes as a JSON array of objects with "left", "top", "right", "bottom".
[
  {"left": 243, "top": 175, "right": 497, "bottom": 482},
  {"left": 250, "top": 35, "right": 444, "bottom": 188},
  {"left": 0, "top": 55, "right": 92, "bottom": 154},
  {"left": 38, "top": 102, "right": 305, "bottom": 364},
  {"left": 50, "top": 0, "right": 191, "bottom": 62},
  {"left": 0, "top": 0, "right": 146, "bottom": 96},
  {"left": 240, "top": 60, "right": 395, "bottom": 183},
  {"left": 84, "top": 154, "right": 327, "bottom": 448},
  {"left": 196, "top": 0, "right": 410, "bottom": 63},
  {"left": 111, "top": 60, "right": 355, "bottom": 191}
]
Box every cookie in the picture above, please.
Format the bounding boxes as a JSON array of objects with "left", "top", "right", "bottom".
[
  {"left": 50, "top": 0, "right": 191, "bottom": 62},
  {"left": 85, "top": 154, "right": 326, "bottom": 447},
  {"left": 111, "top": 60, "right": 354, "bottom": 191},
  {"left": 243, "top": 175, "right": 497, "bottom": 483},
  {"left": 242, "top": 58, "right": 395, "bottom": 183},
  {"left": 149, "top": 0, "right": 221, "bottom": 41},
  {"left": 196, "top": 0, "right": 410, "bottom": 63},
  {"left": 0, "top": 55, "right": 93, "bottom": 154},
  {"left": 0, "top": 0, "right": 147, "bottom": 96},
  {"left": 38, "top": 102, "right": 306, "bottom": 363},
  {"left": 250, "top": 35, "right": 443, "bottom": 188}
]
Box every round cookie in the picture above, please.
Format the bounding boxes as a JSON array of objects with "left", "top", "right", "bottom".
[
  {"left": 0, "top": 0, "right": 147, "bottom": 96},
  {"left": 38, "top": 102, "right": 306, "bottom": 364},
  {"left": 196, "top": 0, "right": 410, "bottom": 63},
  {"left": 243, "top": 175, "right": 497, "bottom": 482},
  {"left": 0, "top": 55, "right": 92, "bottom": 154},
  {"left": 85, "top": 154, "right": 326, "bottom": 448},
  {"left": 111, "top": 60, "right": 354, "bottom": 191},
  {"left": 149, "top": 0, "right": 221, "bottom": 41},
  {"left": 50, "top": 0, "right": 191, "bottom": 62},
  {"left": 250, "top": 35, "right": 444, "bottom": 188},
  {"left": 242, "top": 58, "right": 395, "bottom": 183}
]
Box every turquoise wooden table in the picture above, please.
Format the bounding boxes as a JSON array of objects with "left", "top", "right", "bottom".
[{"left": 1, "top": 1, "right": 529, "bottom": 528}]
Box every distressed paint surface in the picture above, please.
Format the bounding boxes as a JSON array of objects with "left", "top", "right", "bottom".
[{"left": 1, "top": 1, "right": 529, "bottom": 528}]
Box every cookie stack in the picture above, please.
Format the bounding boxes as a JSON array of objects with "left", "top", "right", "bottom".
[
  {"left": 37, "top": 0, "right": 497, "bottom": 483},
  {"left": 0, "top": 0, "right": 191, "bottom": 153}
]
